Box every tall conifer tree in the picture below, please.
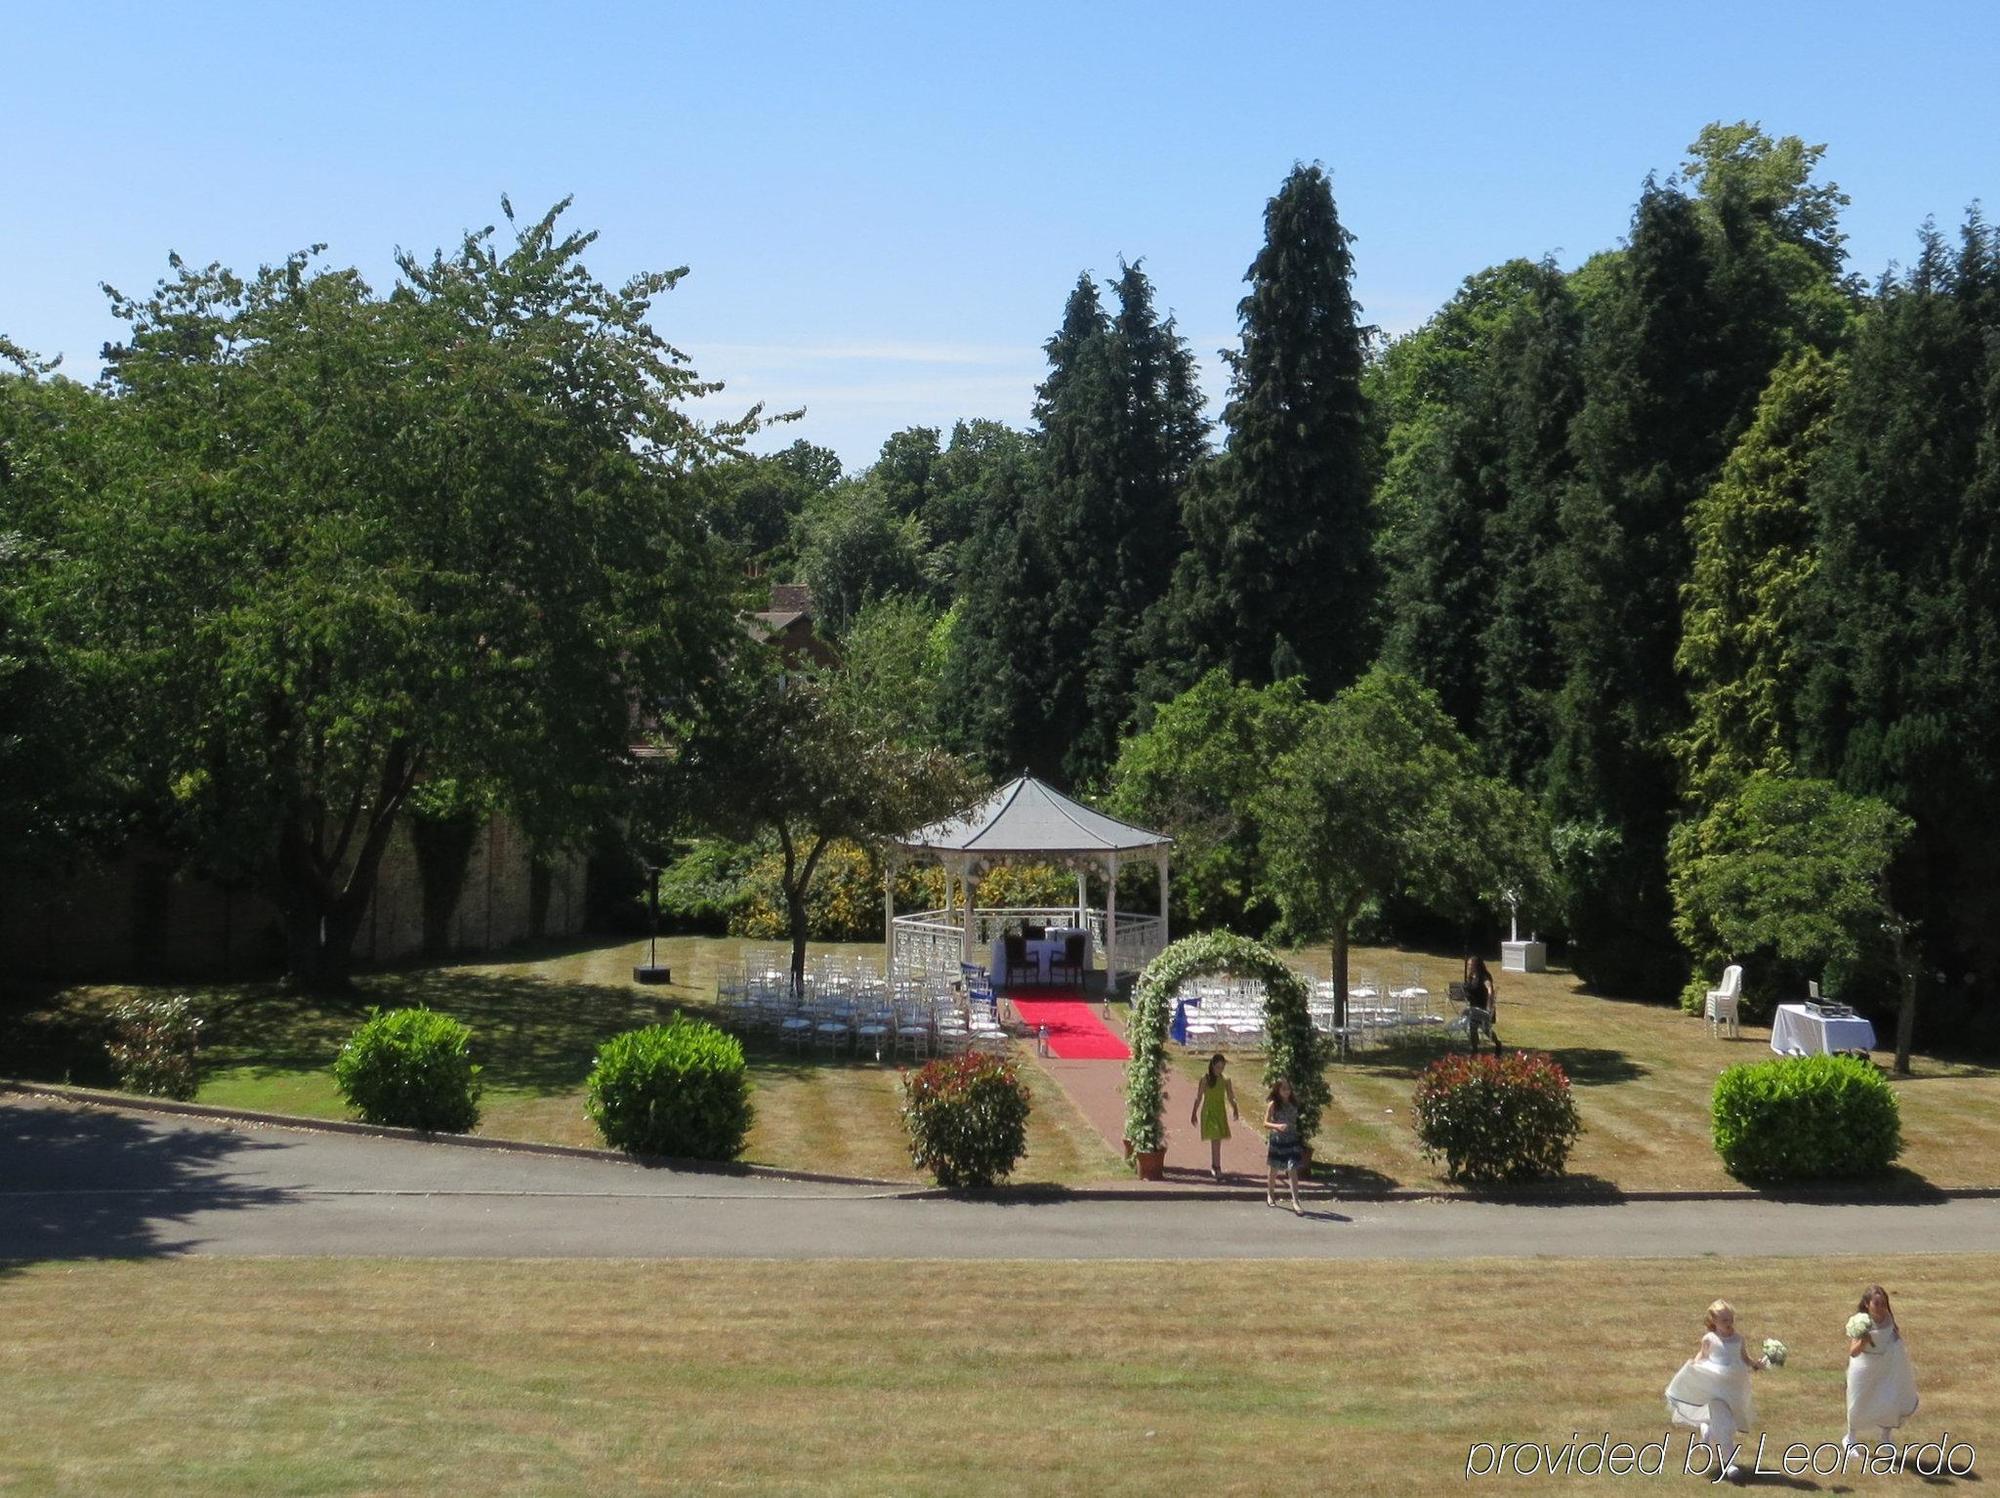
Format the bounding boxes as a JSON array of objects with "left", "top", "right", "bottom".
[
  {"left": 1547, "top": 179, "right": 1762, "bottom": 994},
  {"left": 1162, "top": 163, "right": 1374, "bottom": 696}
]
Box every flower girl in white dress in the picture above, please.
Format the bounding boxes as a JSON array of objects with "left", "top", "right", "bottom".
[
  {"left": 1845, "top": 1284, "right": 1919, "bottom": 1451},
  {"left": 1666, "top": 1299, "right": 1768, "bottom": 1480}
]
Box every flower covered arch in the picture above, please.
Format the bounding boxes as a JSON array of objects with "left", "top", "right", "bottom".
[{"left": 1123, "top": 932, "right": 1328, "bottom": 1155}]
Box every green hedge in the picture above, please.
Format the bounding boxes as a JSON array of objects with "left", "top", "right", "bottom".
[
  {"left": 585, "top": 1017, "right": 753, "bottom": 1160},
  {"left": 1411, "top": 1050, "right": 1582, "bottom": 1184},
  {"left": 332, "top": 1007, "right": 482, "bottom": 1133},
  {"left": 901, "top": 1053, "right": 1032, "bottom": 1188},
  {"left": 1711, "top": 1054, "right": 1901, "bottom": 1182}
]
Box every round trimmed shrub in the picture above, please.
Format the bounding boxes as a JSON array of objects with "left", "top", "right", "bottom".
[
  {"left": 585, "top": 1017, "right": 752, "bottom": 1160},
  {"left": 1711, "top": 1053, "right": 1901, "bottom": 1182},
  {"left": 901, "top": 1053, "right": 1032, "bottom": 1188},
  {"left": 1412, "top": 1050, "right": 1582, "bottom": 1184},
  {"left": 108, "top": 995, "right": 205, "bottom": 1100},
  {"left": 332, "top": 1007, "right": 482, "bottom": 1132}
]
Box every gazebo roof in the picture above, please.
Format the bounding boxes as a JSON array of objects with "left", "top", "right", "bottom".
[{"left": 894, "top": 774, "right": 1171, "bottom": 857}]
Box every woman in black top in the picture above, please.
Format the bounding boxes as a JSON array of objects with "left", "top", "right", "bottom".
[{"left": 1463, "top": 955, "right": 1502, "bottom": 1054}]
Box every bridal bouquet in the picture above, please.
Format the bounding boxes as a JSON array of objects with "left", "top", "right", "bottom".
[
  {"left": 1846, "top": 1313, "right": 1874, "bottom": 1340},
  {"left": 1762, "top": 1338, "right": 1787, "bottom": 1367}
]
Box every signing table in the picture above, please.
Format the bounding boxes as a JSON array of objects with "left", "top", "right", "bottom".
[
  {"left": 990, "top": 928, "right": 1092, "bottom": 987},
  {"left": 1770, "top": 1003, "right": 1877, "bottom": 1056}
]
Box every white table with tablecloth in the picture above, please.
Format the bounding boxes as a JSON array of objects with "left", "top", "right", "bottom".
[
  {"left": 1769, "top": 1003, "right": 1877, "bottom": 1056},
  {"left": 990, "top": 928, "right": 1092, "bottom": 986}
]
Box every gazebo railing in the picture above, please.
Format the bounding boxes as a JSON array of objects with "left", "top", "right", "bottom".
[{"left": 892, "top": 906, "right": 1165, "bottom": 978}]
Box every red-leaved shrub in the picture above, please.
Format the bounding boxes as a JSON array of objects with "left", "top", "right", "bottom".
[
  {"left": 1412, "top": 1050, "right": 1582, "bottom": 1183},
  {"left": 900, "top": 1052, "right": 1031, "bottom": 1188}
]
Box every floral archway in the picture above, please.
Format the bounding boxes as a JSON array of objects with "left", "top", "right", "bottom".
[{"left": 1123, "top": 932, "right": 1328, "bottom": 1155}]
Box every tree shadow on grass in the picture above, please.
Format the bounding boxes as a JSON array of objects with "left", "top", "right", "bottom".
[
  {"left": 1339, "top": 1034, "right": 1648, "bottom": 1087},
  {"left": 0, "top": 1099, "right": 293, "bottom": 1271}
]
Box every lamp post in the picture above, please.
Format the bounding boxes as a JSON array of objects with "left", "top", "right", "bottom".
[{"left": 632, "top": 862, "right": 671, "bottom": 985}]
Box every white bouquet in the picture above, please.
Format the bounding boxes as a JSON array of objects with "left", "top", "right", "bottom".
[
  {"left": 1846, "top": 1313, "right": 1874, "bottom": 1340},
  {"left": 1762, "top": 1338, "right": 1787, "bottom": 1367}
]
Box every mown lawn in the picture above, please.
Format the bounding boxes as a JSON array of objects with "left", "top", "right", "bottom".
[
  {"left": 1152, "top": 945, "right": 2000, "bottom": 1193},
  {"left": 0, "top": 936, "right": 1120, "bottom": 1186},
  {"left": 8, "top": 935, "right": 1999, "bottom": 1191},
  {"left": 0, "top": 1253, "right": 1988, "bottom": 1495}
]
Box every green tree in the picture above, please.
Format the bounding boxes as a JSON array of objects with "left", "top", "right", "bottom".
[
  {"left": 1667, "top": 772, "right": 1911, "bottom": 1055},
  {"left": 1105, "top": 669, "right": 1312, "bottom": 935},
  {"left": 1375, "top": 259, "right": 1579, "bottom": 753},
  {"left": 669, "top": 658, "right": 978, "bottom": 989},
  {"left": 791, "top": 478, "right": 928, "bottom": 636},
  {"left": 1162, "top": 163, "right": 1375, "bottom": 697},
  {"left": 1799, "top": 214, "right": 2000, "bottom": 1001},
  {"left": 829, "top": 592, "right": 948, "bottom": 749},
  {"left": 77, "top": 200, "right": 743, "bottom": 988},
  {"left": 1259, "top": 669, "right": 1539, "bottom": 1052},
  {"left": 709, "top": 439, "right": 842, "bottom": 564},
  {"left": 1676, "top": 349, "right": 1841, "bottom": 802},
  {"left": 1547, "top": 178, "right": 1773, "bottom": 995}
]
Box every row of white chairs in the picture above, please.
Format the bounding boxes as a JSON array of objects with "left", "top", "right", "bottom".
[{"left": 1170, "top": 968, "right": 1450, "bottom": 1050}]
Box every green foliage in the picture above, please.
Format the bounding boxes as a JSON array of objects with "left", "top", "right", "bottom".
[
  {"left": 829, "top": 593, "right": 947, "bottom": 748},
  {"left": 1260, "top": 669, "right": 1547, "bottom": 1015},
  {"left": 106, "top": 995, "right": 204, "bottom": 1100},
  {"left": 655, "top": 839, "right": 762, "bottom": 934},
  {"left": 1676, "top": 350, "right": 1842, "bottom": 801},
  {"left": 1105, "top": 670, "right": 1311, "bottom": 934},
  {"left": 1668, "top": 772, "right": 1911, "bottom": 1020},
  {"left": 1411, "top": 1050, "right": 1583, "bottom": 1183},
  {"left": 1159, "top": 163, "right": 1375, "bottom": 699},
  {"left": 585, "top": 1017, "right": 753, "bottom": 1160},
  {"left": 1710, "top": 1054, "right": 1901, "bottom": 1182},
  {"left": 332, "top": 1007, "right": 483, "bottom": 1133},
  {"left": 667, "top": 660, "right": 979, "bottom": 985},
  {"left": 900, "top": 1052, "right": 1032, "bottom": 1188},
  {"left": 708, "top": 439, "right": 843, "bottom": 564},
  {"left": 48, "top": 198, "right": 742, "bottom": 988},
  {"left": 792, "top": 480, "right": 930, "bottom": 637},
  {"left": 1124, "top": 933, "right": 1323, "bottom": 1156},
  {"left": 1798, "top": 215, "right": 2000, "bottom": 1014}
]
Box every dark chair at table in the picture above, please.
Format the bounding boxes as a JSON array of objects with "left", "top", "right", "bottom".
[
  {"left": 1003, "top": 931, "right": 1036, "bottom": 987},
  {"left": 1048, "top": 931, "right": 1085, "bottom": 987},
  {"left": 1023, "top": 922, "right": 1046, "bottom": 941}
]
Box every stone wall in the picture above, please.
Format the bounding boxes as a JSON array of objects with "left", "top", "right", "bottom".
[{"left": 0, "top": 814, "right": 586, "bottom": 982}]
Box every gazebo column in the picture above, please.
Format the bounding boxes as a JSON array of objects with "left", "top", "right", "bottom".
[
  {"left": 883, "top": 853, "right": 897, "bottom": 994},
  {"left": 958, "top": 858, "right": 976, "bottom": 968},
  {"left": 1104, "top": 851, "right": 1118, "bottom": 997},
  {"left": 1156, "top": 849, "right": 1170, "bottom": 949},
  {"left": 1074, "top": 868, "right": 1087, "bottom": 928}
]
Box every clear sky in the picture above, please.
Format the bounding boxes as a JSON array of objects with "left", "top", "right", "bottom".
[{"left": 8, "top": 1, "right": 1998, "bottom": 470}]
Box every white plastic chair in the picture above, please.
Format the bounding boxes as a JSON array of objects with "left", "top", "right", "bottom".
[{"left": 1705, "top": 965, "right": 1743, "bottom": 1038}]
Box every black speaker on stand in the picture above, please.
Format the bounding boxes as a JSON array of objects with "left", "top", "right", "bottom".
[{"left": 632, "top": 863, "right": 671, "bottom": 984}]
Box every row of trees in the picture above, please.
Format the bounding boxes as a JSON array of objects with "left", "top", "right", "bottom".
[
  {"left": 8, "top": 126, "right": 1991, "bottom": 1052},
  {"left": 700, "top": 124, "right": 1988, "bottom": 1046}
]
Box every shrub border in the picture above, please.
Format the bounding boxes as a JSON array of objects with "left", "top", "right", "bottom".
[{"left": 1123, "top": 932, "right": 1326, "bottom": 1155}]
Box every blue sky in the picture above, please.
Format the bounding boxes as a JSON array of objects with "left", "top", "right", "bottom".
[{"left": 8, "top": 2, "right": 1998, "bottom": 469}]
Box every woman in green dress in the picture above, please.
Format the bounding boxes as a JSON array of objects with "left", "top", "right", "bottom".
[{"left": 1189, "top": 1053, "right": 1240, "bottom": 1181}]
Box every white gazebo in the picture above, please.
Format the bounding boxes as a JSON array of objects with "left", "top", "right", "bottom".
[{"left": 885, "top": 775, "right": 1172, "bottom": 994}]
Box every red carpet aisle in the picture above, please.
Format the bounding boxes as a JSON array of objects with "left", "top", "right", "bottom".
[{"left": 1007, "top": 992, "right": 1131, "bottom": 1060}]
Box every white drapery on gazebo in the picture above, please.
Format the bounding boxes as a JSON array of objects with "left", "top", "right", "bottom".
[{"left": 885, "top": 775, "right": 1172, "bottom": 992}]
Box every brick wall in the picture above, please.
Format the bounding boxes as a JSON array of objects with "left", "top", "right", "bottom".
[{"left": 0, "top": 814, "right": 586, "bottom": 982}]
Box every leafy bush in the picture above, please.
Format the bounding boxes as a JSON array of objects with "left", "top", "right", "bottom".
[
  {"left": 585, "top": 1017, "right": 753, "bottom": 1160},
  {"left": 655, "top": 839, "right": 761, "bottom": 934},
  {"left": 107, "top": 995, "right": 204, "bottom": 1100},
  {"left": 901, "top": 1053, "right": 1032, "bottom": 1188},
  {"left": 1711, "top": 1053, "right": 1901, "bottom": 1182},
  {"left": 1412, "top": 1051, "right": 1582, "bottom": 1184},
  {"left": 332, "top": 1007, "right": 482, "bottom": 1132}
]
